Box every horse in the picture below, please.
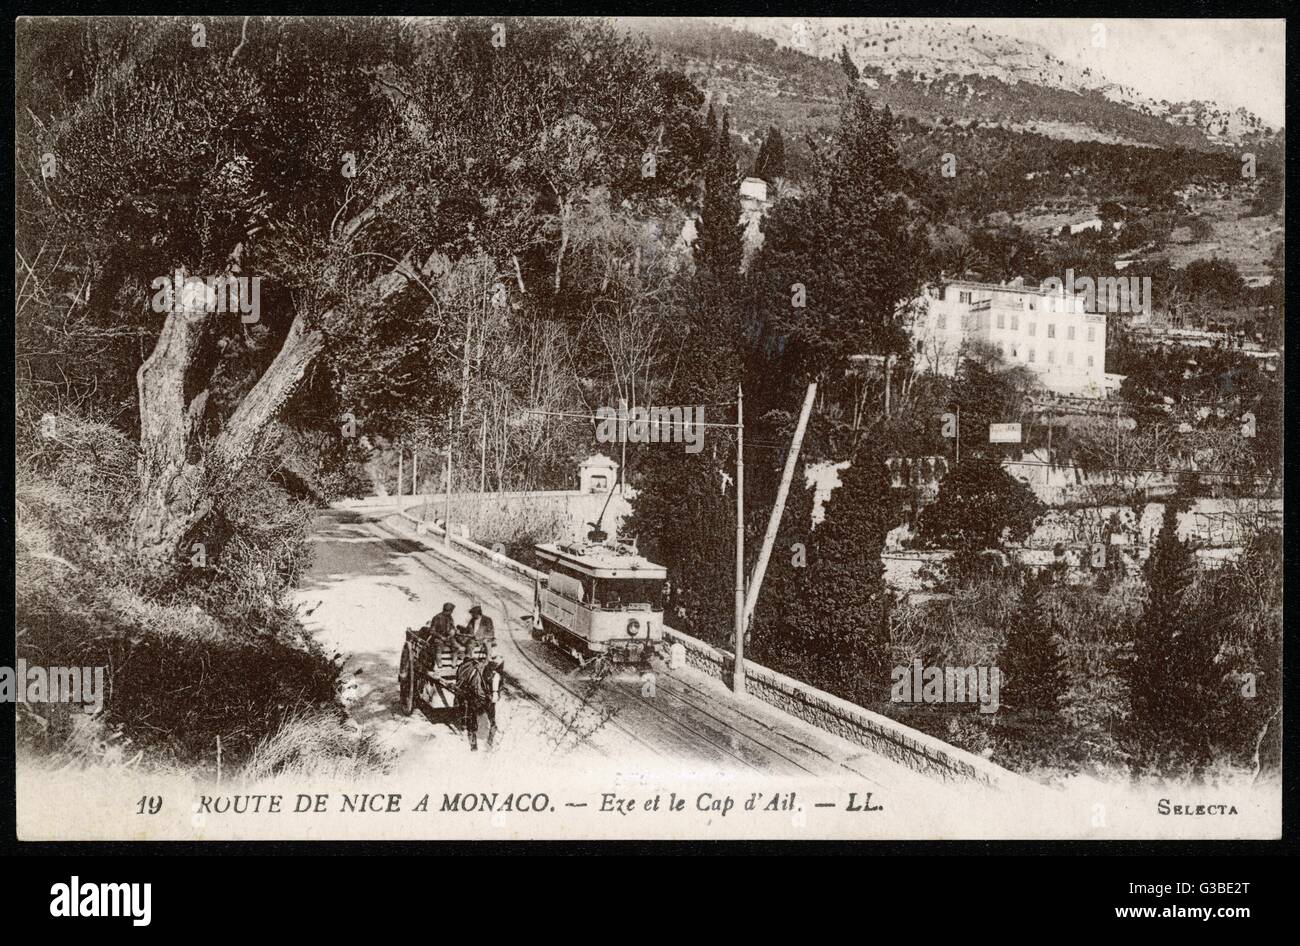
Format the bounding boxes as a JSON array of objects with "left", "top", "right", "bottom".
[{"left": 454, "top": 655, "right": 503, "bottom": 751}]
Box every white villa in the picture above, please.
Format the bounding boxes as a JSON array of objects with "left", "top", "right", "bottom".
[{"left": 910, "top": 278, "right": 1108, "bottom": 397}]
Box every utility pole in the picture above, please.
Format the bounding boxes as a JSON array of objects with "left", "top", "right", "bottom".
[
  {"left": 733, "top": 384, "right": 746, "bottom": 697},
  {"left": 884, "top": 354, "right": 895, "bottom": 418},
  {"left": 620, "top": 405, "right": 628, "bottom": 497},
  {"left": 444, "top": 409, "right": 452, "bottom": 547},
  {"left": 1114, "top": 403, "right": 1121, "bottom": 467},
  {"left": 397, "top": 442, "right": 404, "bottom": 508},
  {"left": 743, "top": 383, "right": 816, "bottom": 629},
  {"left": 412, "top": 448, "right": 418, "bottom": 500},
  {"left": 956, "top": 406, "right": 962, "bottom": 465},
  {"left": 479, "top": 415, "right": 487, "bottom": 493}
]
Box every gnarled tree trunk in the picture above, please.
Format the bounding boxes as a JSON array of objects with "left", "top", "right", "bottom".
[
  {"left": 130, "top": 300, "right": 216, "bottom": 566},
  {"left": 130, "top": 248, "right": 437, "bottom": 573}
]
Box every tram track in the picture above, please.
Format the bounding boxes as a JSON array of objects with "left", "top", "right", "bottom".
[
  {"left": 367, "top": 514, "right": 849, "bottom": 778},
  {"left": 365, "top": 518, "right": 705, "bottom": 768}
]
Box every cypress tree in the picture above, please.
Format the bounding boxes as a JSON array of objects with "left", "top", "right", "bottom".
[
  {"left": 998, "top": 571, "right": 1068, "bottom": 719},
  {"left": 782, "top": 447, "right": 896, "bottom": 704},
  {"left": 838, "top": 43, "right": 860, "bottom": 85},
  {"left": 1126, "top": 496, "right": 1217, "bottom": 773},
  {"left": 753, "top": 125, "right": 787, "bottom": 183},
  {"left": 695, "top": 110, "right": 744, "bottom": 276}
]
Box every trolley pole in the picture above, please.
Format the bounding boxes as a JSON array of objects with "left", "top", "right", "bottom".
[{"left": 733, "top": 384, "right": 746, "bottom": 697}]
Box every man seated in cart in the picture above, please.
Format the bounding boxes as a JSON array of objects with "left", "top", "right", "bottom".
[
  {"left": 420, "top": 602, "right": 462, "bottom": 665},
  {"left": 463, "top": 604, "right": 495, "bottom": 647}
]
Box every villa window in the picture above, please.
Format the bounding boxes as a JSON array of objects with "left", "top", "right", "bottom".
[
  {"left": 1067, "top": 351, "right": 1075, "bottom": 365},
  {"left": 1088, "top": 326, "right": 1096, "bottom": 343},
  {"left": 1047, "top": 350, "right": 1055, "bottom": 364},
  {"left": 1011, "top": 314, "right": 1020, "bottom": 331},
  {"left": 997, "top": 312, "right": 1005, "bottom": 329},
  {"left": 937, "top": 313, "right": 947, "bottom": 330},
  {"left": 1047, "top": 323, "right": 1056, "bottom": 339},
  {"left": 1028, "top": 323, "right": 1037, "bottom": 337},
  {"left": 1029, "top": 349, "right": 1036, "bottom": 363},
  {"left": 958, "top": 291, "right": 972, "bottom": 304},
  {"left": 1068, "top": 325, "right": 1076, "bottom": 341},
  {"left": 1087, "top": 355, "right": 1094, "bottom": 366}
]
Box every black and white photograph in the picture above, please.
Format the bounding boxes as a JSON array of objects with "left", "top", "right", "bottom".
[{"left": 10, "top": 13, "right": 1285, "bottom": 841}]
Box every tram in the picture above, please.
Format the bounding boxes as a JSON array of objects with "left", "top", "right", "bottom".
[{"left": 532, "top": 537, "right": 668, "bottom": 666}]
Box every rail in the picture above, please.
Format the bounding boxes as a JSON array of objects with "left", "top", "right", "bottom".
[{"left": 380, "top": 507, "right": 1032, "bottom": 791}]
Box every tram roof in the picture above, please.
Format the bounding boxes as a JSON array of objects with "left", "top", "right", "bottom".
[{"left": 535, "top": 542, "right": 668, "bottom": 579}]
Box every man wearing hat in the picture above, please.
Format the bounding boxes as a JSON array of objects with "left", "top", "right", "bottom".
[
  {"left": 421, "top": 602, "right": 460, "bottom": 665},
  {"left": 464, "top": 604, "right": 496, "bottom": 646}
]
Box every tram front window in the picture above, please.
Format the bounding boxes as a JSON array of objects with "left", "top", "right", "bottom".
[{"left": 591, "top": 579, "right": 664, "bottom": 611}]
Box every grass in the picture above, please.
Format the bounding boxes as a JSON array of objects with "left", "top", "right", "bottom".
[{"left": 15, "top": 406, "right": 393, "bottom": 780}]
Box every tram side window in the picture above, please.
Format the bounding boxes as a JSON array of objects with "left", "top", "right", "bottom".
[{"left": 547, "top": 570, "right": 588, "bottom": 604}]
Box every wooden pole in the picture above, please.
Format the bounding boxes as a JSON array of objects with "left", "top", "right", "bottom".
[
  {"left": 620, "top": 397, "right": 628, "bottom": 497},
  {"left": 884, "top": 355, "right": 894, "bottom": 418},
  {"left": 397, "top": 442, "right": 403, "bottom": 508},
  {"left": 733, "top": 384, "right": 746, "bottom": 696},
  {"left": 500, "top": 411, "right": 507, "bottom": 493},
  {"left": 743, "top": 383, "right": 816, "bottom": 629},
  {"left": 480, "top": 415, "right": 487, "bottom": 493},
  {"left": 444, "top": 410, "right": 452, "bottom": 547}
]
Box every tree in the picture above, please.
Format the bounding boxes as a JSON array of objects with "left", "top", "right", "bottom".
[
  {"left": 749, "top": 87, "right": 928, "bottom": 452},
  {"left": 950, "top": 347, "right": 1039, "bottom": 456},
  {"left": 694, "top": 111, "right": 744, "bottom": 276},
  {"left": 624, "top": 260, "right": 745, "bottom": 646},
  {"left": 1206, "top": 528, "right": 1282, "bottom": 773},
  {"left": 1124, "top": 496, "right": 1220, "bottom": 774},
  {"left": 838, "top": 43, "right": 860, "bottom": 84},
  {"left": 918, "top": 458, "right": 1044, "bottom": 576},
  {"left": 997, "top": 572, "right": 1068, "bottom": 719},
  {"left": 767, "top": 449, "right": 897, "bottom": 704},
  {"left": 20, "top": 17, "right": 706, "bottom": 575},
  {"left": 752, "top": 125, "right": 787, "bottom": 183},
  {"left": 749, "top": 475, "right": 817, "bottom": 651}
]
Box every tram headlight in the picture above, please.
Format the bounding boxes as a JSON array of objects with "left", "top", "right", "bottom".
[{"left": 627, "top": 619, "right": 641, "bottom": 637}]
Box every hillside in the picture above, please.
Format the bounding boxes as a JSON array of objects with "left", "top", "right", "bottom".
[
  {"left": 624, "top": 18, "right": 1283, "bottom": 276},
  {"left": 696, "top": 17, "right": 1282, "bottom": 151},
  {"left": 627, "top": 19, "right": 1283, "bottom": 163}
]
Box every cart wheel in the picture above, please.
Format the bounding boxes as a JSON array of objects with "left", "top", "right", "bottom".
[{"left": 399, "top": 644, "right": 415, "bottom": 716}]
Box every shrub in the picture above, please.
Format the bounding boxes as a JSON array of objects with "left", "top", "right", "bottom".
[{"left": 16, "top": 408, "right": 373, "bottom": 776}]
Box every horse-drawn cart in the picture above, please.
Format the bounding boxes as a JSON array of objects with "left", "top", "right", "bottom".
[{"left": 398, "top": 628, "right": 490, "bottom": 715}]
